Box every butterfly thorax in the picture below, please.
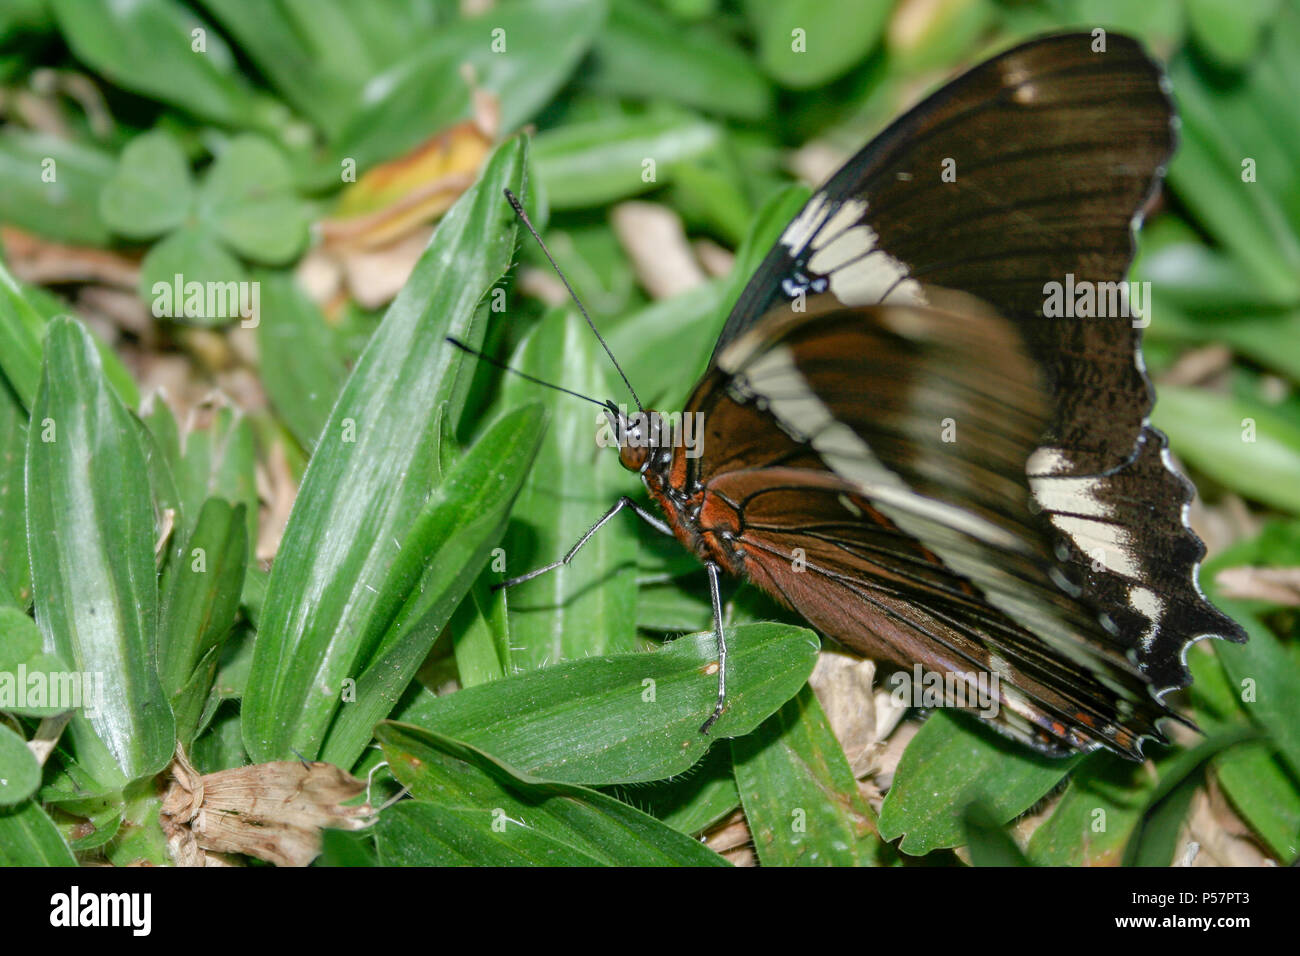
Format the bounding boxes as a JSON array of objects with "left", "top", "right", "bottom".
[{"left": 615, "top": 418, "right": 749, "bottom": 580}]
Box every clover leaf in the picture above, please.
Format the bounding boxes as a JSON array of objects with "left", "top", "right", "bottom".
[{"left": 99, "top": 130, "right": 310, "bottom": 325}]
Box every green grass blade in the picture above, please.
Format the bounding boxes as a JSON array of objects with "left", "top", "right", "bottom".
[
  {"left": 0, "top": 377, "right": 30, "bottom": 606},
  {"left": 0, "top": 260, "right": 46, "bottom": 409},
  {"left": 158, "top": 497, "right": 248, "bottom": 745},
  {"left": 243, "top": 138, "right": 528, "bottom": 762},
  {"left": 318, "top": 403, "right": 545, "bottom": 768},
  {"left": 26, "top": 317, "right": 174, "bottom": 786}
]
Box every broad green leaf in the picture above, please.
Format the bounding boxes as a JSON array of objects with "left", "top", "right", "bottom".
[
  {"left": 499, "top": 310, "right": 640, "bottom": 670},
  {"left": 318, "top": 827, "right": 378, "bottom": 867},
  {"left": 243, "top": 138, "right": 529, "bottom": 763},
  {"left": 0, "top": 129, "right": 114, "bottom": 245},
  {"left": 1027, "top": 753, "right": 1160, "bottom": 866},
  {"left": 375, "top": 722, "right": 729, "bottom": 866},
  {"left": 609, "top": 745, "right": 739, "bottom": 834},
  {"left": 255, "top": 272, "right": 348, "bottom": 451},
  {"left": 743, "top": 0, "right": 891, "bottom": 88},
  {"left": 158, "top": 498, "right": 248, "bottom": 746},
  {"left": 332, "top": 0, "right": 606, "bottom": 171},
  {"left": 0, "top": 607, "right": 40, "bottom": 669},
  {"left": 532, "top": 113, "right": 723, "bottom": 208},
  {"left": 318, "top": 403, "right": 546, "bottom": 768},
  {"left": 8, "top": 277, "right": 139, "bottom": 409},
  {"left": 404, "top": 623, "right": 819, "bottom": 785},
  {"left": 98, "top": 129, "right": 194, "bottom": 239},
  {"left": 49, "top": 0, "right": 257, "bottom": 126},
  {"left": 878, "top": 710, "right": 1080, "bottom": 855},
  {"left": 1152, "top": 385, "right": 1300, "bottom": 515},
  {"left": 584, "top": 0, "right": 772, "bottom": 120},
  {"left": 138, "top": 228, "right": 247, "bottom": 326},
  {"left": 637, "top": 578, "right": 713, "bottom": 632},
  {"left": 0, "top": 801, "right": 77, "bottom": 866},
  {"left": 26, "top": 317, "right": 173, "bottom": 787},
  {"left": 1213, "top": 742, "right": 1300, "bottom": 863},
  {"left": 732, "top": 685, "right": 883, "bottom": 865},
  {"left": 376, "top": 800, "right": 604, "bottom": 866},
  {"left": 197, "top": 135, "right": 309, "bottom": 264},
  {"left": 0, "top": 724, "right": 40, "bottom": 805}
]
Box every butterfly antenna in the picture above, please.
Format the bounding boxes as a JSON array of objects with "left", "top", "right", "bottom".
[
  {"left": 503, "top": 187, "right": 644, "bottom": 412},
  {"left": 446, "top": 336, "right": 611, "bottom": 410}
]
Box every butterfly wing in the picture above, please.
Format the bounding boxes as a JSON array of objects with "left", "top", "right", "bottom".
[
  {"left": 682, "top": 294, "right": 1223, "bottom": 757},
  {"left": 697, "top": 31, "right": 1242, "bottom": 732},
  {"left": 717, "top": 32, "right": 1173, "bottom": 454}
]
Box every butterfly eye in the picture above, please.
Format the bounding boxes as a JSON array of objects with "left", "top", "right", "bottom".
[{"left": 617, "top": 429, "right": 649, "bottom": 472}]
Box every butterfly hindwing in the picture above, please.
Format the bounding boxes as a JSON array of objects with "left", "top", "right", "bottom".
[{"left": 685, "top": 296, "right": 1176, "bottom": 756}]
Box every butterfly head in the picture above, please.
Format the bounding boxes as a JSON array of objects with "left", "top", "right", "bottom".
[{"left": 605, "top": 401, "right": 664, "bottom": 474}]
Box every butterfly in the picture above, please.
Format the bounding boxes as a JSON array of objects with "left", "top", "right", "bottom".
[{"left": 486, "top": 31, "right": 1246, "bottom": 760}]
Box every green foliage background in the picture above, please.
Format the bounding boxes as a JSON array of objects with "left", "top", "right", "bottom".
[{"left": 0, "top": 0, "right": 1297, "bottom": 867}]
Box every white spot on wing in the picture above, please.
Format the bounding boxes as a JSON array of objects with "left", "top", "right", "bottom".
[
  {"left": 828, "top": 255, "right": 924, "bottom": 307},
  {"left": 1049, "top": 514, "right": 1141, "bottom": 578},
  {"left": 807, "top": 225, "right": 877, "bottom": 274},
  {"left": 809, "top": 199, "right": 868, "bottom": 250},
  {"left": 779, "top": 193, "right": 831, "bottom": 255},
  {"left": 1128, "top": 585, "right": 1165, "bottom": 652},
  {"left": 1028, "top": 474, "right": 1114, "bottom": 519},
  {"left": 1026, "top": 446, "right": 1072, "bottom": 476}
]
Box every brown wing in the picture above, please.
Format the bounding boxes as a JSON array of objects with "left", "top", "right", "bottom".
[
  {"left": 684, "top": 295, "right": 1194, "bottom": 758},
  {"left": 704, "top": 31, "right": 1242, "bottom": 710}
]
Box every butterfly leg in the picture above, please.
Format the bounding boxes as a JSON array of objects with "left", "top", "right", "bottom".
[
  {"left": 699, "top": 561, "right": 728, "bottom": 735},
  {"left": 494, "top": 496, "right": 672, "bottom": 590}
]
